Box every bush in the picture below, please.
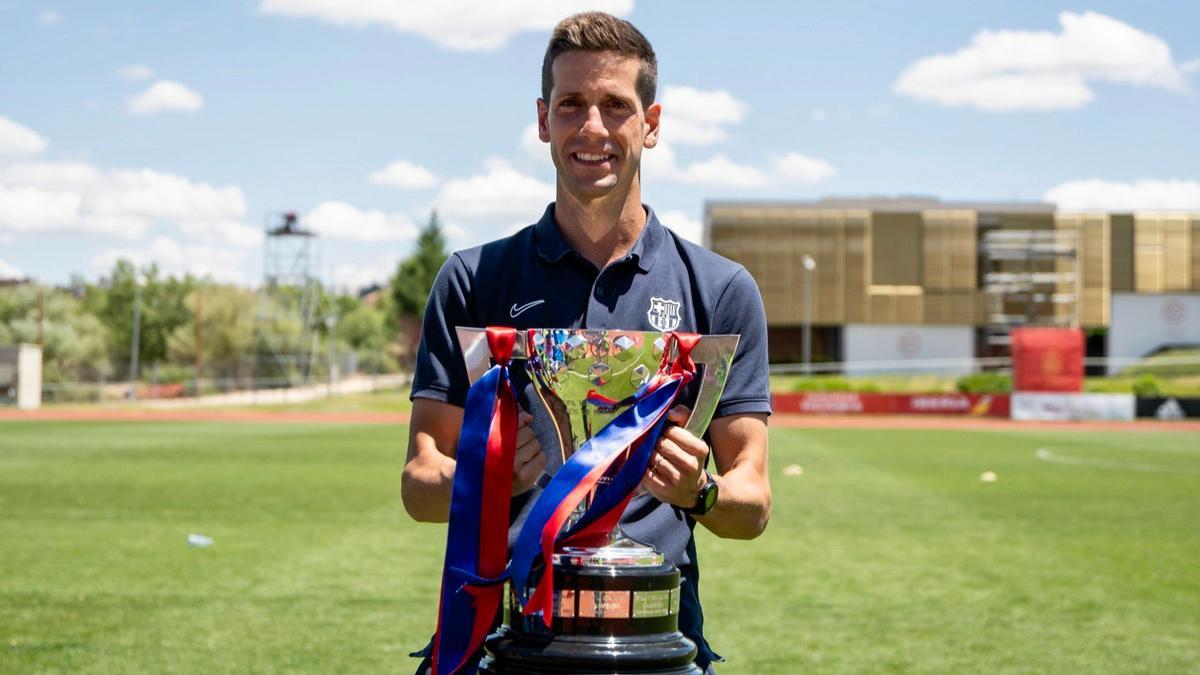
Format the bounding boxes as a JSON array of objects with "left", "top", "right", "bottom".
[
  {"left": 791, "top": 376, "right": 852, "bottom": 392},
  {"left": 140, "top": 363, "right": 194, "bottom": 386},
  {"left": 1131, "top": 373, "right": 1162, "bottom": 397},
  {"left": 956, "top": 372, "right": 1012, "bottom": 394}
]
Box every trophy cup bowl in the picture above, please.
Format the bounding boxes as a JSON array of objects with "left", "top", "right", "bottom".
[{"left": 455, "top": 328, "right": 737, "bottom": 675}]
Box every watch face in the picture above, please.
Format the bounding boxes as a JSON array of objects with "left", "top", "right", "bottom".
[{"left": 702, "top": 482, "right": 718, "bottom": 512}]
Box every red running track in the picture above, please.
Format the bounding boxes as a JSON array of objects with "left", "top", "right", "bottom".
[{"left": 2, "top": 409, "right": 1199, "bottom": 432}]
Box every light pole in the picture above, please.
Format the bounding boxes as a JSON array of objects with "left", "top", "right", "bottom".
[
  {"left": 129, "top": 274, "right": 144, "bottom": 399},
  {"left": 324, "top": 315, "right": 336, "bottom": 396},
  {"left": 801, "top": 255, "right": 816, "bottom": 376}
]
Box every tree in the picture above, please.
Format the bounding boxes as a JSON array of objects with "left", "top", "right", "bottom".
[
  {"left": 167, "top": 283, "right": 257, "bottom": 379},
  {"left": 0, "top": 283, "right": 111, "bottom": 383},
  {"left": 390, "top": 211, "right": 448, "bottom": 325},
  {"left": 334, "top": 303, "right": 396, "bottom": 373},
  {"left": 92, "top": 261, "right": 195, "bottom": 378}
]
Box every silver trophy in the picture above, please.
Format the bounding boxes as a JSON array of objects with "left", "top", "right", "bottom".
[{"left": 456, "top": 327, "right": 738, "bottom": 674}]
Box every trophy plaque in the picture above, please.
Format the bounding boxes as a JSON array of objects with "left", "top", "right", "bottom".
[{"left": 455, "top": 327, "right": 738, "bottom": 675}]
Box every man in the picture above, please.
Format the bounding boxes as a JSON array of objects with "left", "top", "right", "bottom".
[{"left": 403, "top": 12, "right": 771, "bottom": 672}]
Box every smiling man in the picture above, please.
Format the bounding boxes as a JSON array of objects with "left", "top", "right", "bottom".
[{"left": 403, "top": 12, "right": 772, "bottom": 673}]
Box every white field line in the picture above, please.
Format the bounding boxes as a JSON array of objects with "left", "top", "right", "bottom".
[{"left": 1034, "top": 447, "right": 1200, "bottom": 475}]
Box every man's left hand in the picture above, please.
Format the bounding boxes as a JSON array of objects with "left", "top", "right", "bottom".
[{"left": 642, "top": 405, "right": 709, "bottom": 509}]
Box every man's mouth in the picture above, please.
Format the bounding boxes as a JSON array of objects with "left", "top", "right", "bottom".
[{"left": 572, "top": 152, "right": 615, "bottom": 166}]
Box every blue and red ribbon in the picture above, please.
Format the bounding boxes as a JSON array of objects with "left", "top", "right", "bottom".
[{"left": 431, "top": 328, "right": 518, "bottom": 675}]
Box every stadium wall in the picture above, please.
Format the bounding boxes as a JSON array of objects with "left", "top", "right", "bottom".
[
  {"left": 1011, "top": 392, "right": 1135, "bottom": 421},
  {"left": 842, "top": 324, "right": 974, "bottom": 374},
  {"left": 773, "top": 392, "right": 1010, "bottom": 417}
]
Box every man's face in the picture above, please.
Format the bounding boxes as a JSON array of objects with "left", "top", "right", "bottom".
[{"left": 538, "top": 50, "right": 661, "bottom": 203}]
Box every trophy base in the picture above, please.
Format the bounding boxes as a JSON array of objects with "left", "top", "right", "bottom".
[
  {"left": 484, "top": 550, "right": 699, "bottom": 674},
  {"left": 480, "top": 629, "right": 701, "bottom": 674}
]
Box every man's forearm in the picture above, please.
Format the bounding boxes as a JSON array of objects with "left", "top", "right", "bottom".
[
  {"left": 694, "top": 463, "right": 771, "bottom": 539},
  {"left": 401, "top": 451, "right": 455, "bottom": 523}
]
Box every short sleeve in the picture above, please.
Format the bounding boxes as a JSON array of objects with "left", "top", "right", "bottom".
[
  {"left": 710, "top": 267, "right": 772, "bottom": 418},
  {"left": 410, "top": 253, "right": 475, "bottom": 407}
]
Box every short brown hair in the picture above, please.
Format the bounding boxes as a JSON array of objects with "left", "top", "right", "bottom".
[{"left": 541, "top": 12, "right": 657, "bottom": 108}]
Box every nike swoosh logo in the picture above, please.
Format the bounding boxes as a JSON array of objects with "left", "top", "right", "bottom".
[{"left": 510, "top": 299, "right": 545, "bottom": 318}]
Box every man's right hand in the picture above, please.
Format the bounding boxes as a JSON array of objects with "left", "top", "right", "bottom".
[
  {"left": 513, "top": 411, "right": 546, "bottom": 496},
  {"left": 403, "top": 399, "right": 546, "bottom": 521}
]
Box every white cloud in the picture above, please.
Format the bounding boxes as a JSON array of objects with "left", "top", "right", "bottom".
[
  {"left": 91, "top": 236, "right": 249, "bottom": 282},
  {"left": 331, "top": 256, "right": 395, "bottom": 291},
  {"left": 0, "top": 116, "right": 48, "bottom": 158},
  {"left": 439, "top": 219, "right": 477, "bottom": 248},
  {"left": 520, "top": 123, "right": 548, "bottom": 162},
  {"left": 0, "top": 160, "right": 100, "bottom": 191},
  {"left": 435, "top": 158, "right": 554, "bottom": 220},
  {"left": 0, "top": 160, "right": 249, "bottom": 242},
  {"left": 671, "top": 154, "right": 770, "bottom": 188},
  {"left": 128, "top": 80, "right": 204, "bottom": 115},
  {"left": 660, "top": 85, "right": 748, "bottom": 146},
  {"left": 810, "top": 108, "right": 828, "bottom": 123},
  {"left": 304, "top": 201, "right": 419, "bottom": 241},
  {"left": 178, "top": 220, "right": 263, "bottom": 248},
  {"left": 894, "top": 11, "right": 1192, "bottom": 111},
  {"left": 38, "top": 10, "right": 61, "bottom": 23},
  {"left": 260, "top": 0, "right": 634, "bottom": 52},
  {"left": 368, "top": 159, "right": 440, "bottom": 189},
  {"left": 1045, "top": 179, "right": 1200, "bottom": 211},
  {"left": 91, "top": 168, "right": 245, "bottom": 224},
  {"left": 773, "top": 153, "right": 838, "bottom": 184},
  {"left": 642, "top": 140, "right": 835, "bottom": 189},
  {"left": 0, "top": 257, "right": 24, "bottom": 279},
  {"left": 657, "top": 209, "right": 702, "bottom": 245},
  {"left": 0, "top": 185, "right": 82, "bottom": 233},
  {"left": 1184, "top": 58, "right": 1200, "bottom": 75},
  {"left": 117, "top": 64, "right": 154, "bottom": 81}
]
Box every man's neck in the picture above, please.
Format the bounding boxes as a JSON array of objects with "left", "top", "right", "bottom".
[{"left": 553, "top": 180, "right": 647, "bottom": 271}]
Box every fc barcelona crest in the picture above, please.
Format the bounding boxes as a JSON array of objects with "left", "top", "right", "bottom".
[{"left": 646, "top": 296, "right": 682, "bottom": 331}]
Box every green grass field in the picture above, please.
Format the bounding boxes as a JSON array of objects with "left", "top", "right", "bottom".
[{"left": 2, "top": 420, "right": 1198, "bottom": 673}]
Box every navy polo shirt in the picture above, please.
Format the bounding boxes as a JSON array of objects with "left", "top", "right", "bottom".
[{"left": 412, "top": 203, "right": 771, "bottom": 668}]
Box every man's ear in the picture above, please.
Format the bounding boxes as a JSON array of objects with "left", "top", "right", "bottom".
[
  {"left": 643, "top": 101, "right": 661, "bottom": 149},
  {"left": 537, "top": 99, "right": 551, "bottom": 142}
]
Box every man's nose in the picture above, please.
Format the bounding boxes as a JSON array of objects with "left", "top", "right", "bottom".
[{"left": 580, "top": 105, "right": 607, "bottom": 138}]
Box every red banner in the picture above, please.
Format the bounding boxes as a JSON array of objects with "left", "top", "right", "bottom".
[
  {"left": 1010, "top": 327, "right": 1083, "bottom": 392},
  {"left": 772, "top": 392, "right": 1011, "bottom": 417}
]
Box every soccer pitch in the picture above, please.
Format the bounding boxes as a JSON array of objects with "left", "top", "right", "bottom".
[{"left": 1, "top": 421, "right": 1197, "bottom": 673}]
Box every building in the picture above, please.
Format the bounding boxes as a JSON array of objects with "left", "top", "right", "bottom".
[{"left": 705, "top": 198, "right": 1200, "bottom": 372}]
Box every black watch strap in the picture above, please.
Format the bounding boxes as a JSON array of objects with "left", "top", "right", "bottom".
[{"left": 683, "top": 471, "right": 718, "bottom": 516}]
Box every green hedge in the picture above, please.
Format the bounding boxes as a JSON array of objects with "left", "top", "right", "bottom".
[{"left": 955, "top": 372, "right": 1013, "bottom": 394}]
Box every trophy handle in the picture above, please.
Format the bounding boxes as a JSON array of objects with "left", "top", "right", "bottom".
[
  {"left": 679, "top": 335, "right": 739, "bottom": 440},
  {"left": 455, "top": 327, "right": 530, "bottom": 384}
]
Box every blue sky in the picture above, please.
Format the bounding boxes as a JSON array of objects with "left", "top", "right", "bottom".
[{"left": 1, "top": 1, "right": 1198, "bottom": 288}]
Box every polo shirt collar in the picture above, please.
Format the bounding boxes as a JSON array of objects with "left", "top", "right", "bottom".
[{"left": 534, "top": 202, "right": 664, "bottom": 273}]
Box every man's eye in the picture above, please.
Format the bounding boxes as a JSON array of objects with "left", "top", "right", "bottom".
[
  {"left": 609, "top": 100, "right": 629, "bottom": 110},
  {"left": 558, "top": 99, "right": 580, "bottom": 109}
]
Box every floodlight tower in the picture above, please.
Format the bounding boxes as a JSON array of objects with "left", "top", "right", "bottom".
[{"left": 255, "top": 212, "right": 321, "bottom": 386}]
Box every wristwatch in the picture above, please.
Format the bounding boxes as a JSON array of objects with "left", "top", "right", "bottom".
[{"left": 683, "top": 471, "right": 718, "bottom": 516}]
